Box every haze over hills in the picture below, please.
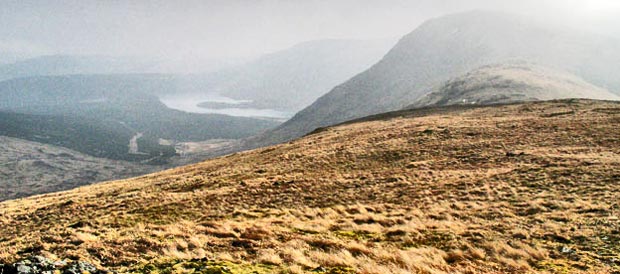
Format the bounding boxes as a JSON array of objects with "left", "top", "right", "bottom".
[
  {"left": 0, "top": 40, "right": 50, "bottom": 65},
  {"left": 1, "top": 99, "right": 618, "bottom": 273},
  {"left": 0, "top": 52, "right": 29, "bottom": 65},
  {"left": 0, "top": 73, "right": 278, "bottom": 202},
  {"left": 204, "top": 39, "right": 396, "bottom": 112},
  {"left": 0, "top": 37, "right": 399, "bottom": 160},
  {"left": 408, "top": 62, "right": 620, "bottom": 108},
  {"left": 0, "top": 39, "right": 393, "bottom": 117},
  {"left": 247, "top": 10, "right": 620, "bottom": 147},
  {"left": 0, "top": 55, "right": 160, "bottom": 81},
  {"left": 0, "top": 38, "right": 394, "bottom": 203},
  {"left": 0, "top": 55, "right": 248, "bottom": 81},
  {"left": 0, "top": 75, "right": 279, "bottom": 162}
]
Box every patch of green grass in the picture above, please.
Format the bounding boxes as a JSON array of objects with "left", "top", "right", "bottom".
[{"left": 536, "top": 260, "right": 577, "bottom": 274}]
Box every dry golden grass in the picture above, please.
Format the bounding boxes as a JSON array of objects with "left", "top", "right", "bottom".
[{"left": 0, "top": 99, "right": 619, "bottom": 273}]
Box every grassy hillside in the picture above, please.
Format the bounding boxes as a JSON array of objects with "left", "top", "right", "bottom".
[
  {"left": 1, "top": 99, "right": 618, "bottom": 273},
  {"left": 251, "top": 11, "right": 620, "bottom": 148},
  {"left": 408, "top": 62, "right": 620, "bottom": 108}
]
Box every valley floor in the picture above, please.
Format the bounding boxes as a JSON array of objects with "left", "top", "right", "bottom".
[{"left": 0, "top": 99, "right": 619, "bottom": 273}]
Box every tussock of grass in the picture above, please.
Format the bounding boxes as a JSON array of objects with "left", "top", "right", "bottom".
[{"left": 1, "top": 100, "right": 619, "bottom": 273}]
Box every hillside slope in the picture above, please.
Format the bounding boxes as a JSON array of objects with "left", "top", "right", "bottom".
[
  {"left": 1, "top": 99, "right": 618, "bottom": 273},
  {"left": 408, "top": 62, "right": 620, "bottom": 108},
  {"left": 249, "top": 11, "right": 620, "bottom": 147},
  {"left": 0, "top": 136, "right": 155, "bottom": 201}
]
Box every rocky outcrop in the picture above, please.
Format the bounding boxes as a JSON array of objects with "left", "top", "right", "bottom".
[{"left": 0, "top": 256, "right": 108, "bottom": 274}]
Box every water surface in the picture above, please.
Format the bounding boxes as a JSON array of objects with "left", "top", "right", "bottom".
[{"left": 159, "top": 93, "right": 292, "bottom": 119}]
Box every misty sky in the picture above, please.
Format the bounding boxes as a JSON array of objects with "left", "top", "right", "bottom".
[{"left": 2, "top": 0, "right": 620, "bottom": 60}]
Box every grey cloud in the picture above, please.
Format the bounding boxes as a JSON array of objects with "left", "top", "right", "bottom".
[{"left": 1, "top": 0, "right": 618, "bottom": 60}]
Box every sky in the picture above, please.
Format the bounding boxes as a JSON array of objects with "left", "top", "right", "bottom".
[{"left": 1, "top": 0, "right": 619, "bottom": 61}]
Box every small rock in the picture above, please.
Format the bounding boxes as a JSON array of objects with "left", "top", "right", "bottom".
[
  {"left": 64, "top": 261, "right": 98, "bottom": 274},
  {"left": 16, "top": 264, "right": 35, "bottom": 274},
  {"left": 560, "top": 246, "right": 574, "bottom": 254},
  {"left": 2, "top": 257, "right": 105, "bottom": 274},
  {"left": 31, "top": 256, "right": 55, "bottom": 270}
]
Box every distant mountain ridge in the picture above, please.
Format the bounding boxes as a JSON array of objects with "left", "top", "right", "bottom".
[
  {"left": 246, "top": 10, "right": 620, "bottom": 148},
  {"left": 0, "top": 54, "right": 247, "bottom": 81},
  {"left": 0, "top": 55, "right": 160, "bottom": 81},
  {"left": 0, "top": 52, "right": 30, "bottom": 65}
]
